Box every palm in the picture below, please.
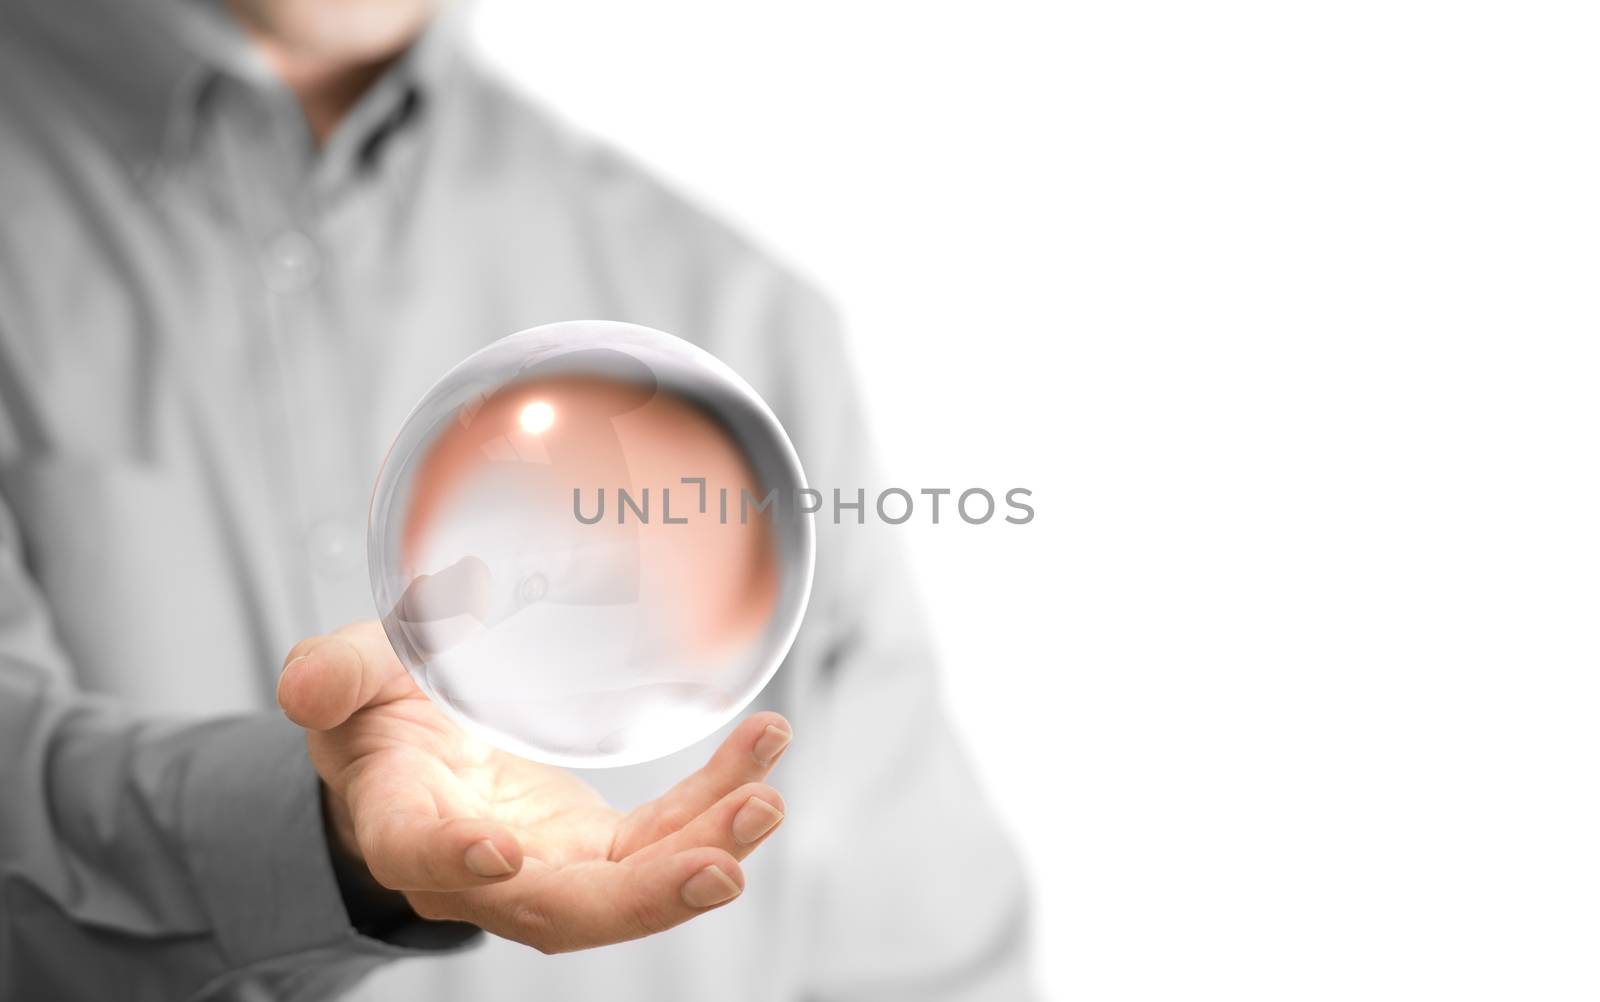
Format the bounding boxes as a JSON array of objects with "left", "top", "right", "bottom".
[
  {"left": 282, "top": 623, "right": 791, "bottom": 953},
  {"left": 328, "top": 691, "right": 617, "bottom": 849}
]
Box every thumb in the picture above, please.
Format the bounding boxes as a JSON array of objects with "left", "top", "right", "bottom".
[{"left": 277, "top": 622, "right": 413, "bottom": 731}]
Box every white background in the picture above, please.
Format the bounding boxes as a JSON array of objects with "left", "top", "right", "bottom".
[{"left": 470, "top": 3, "right": 1599, "bottom": 998}]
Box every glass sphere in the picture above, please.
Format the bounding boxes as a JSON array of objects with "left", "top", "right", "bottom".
[{"left": 368, "top": 321, "right": 814, "bottom": 767}]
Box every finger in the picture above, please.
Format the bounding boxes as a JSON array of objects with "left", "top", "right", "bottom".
[
  {"left": 623, "top": 782, "right": 786, "bottom": 866},
  {"left": 504, "top": 848, "right": 747, "bottom": 953},
  {"left": 344, "top": 755, "right": 525, "bottom": 891},
  {"left": 610, "top": 711, "right": 792, "bottom": 859},
  {"left": 276, "top": 621, "right": 412, "bottom": 731}
]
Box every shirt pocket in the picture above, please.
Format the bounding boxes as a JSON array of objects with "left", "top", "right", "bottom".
[{"left": 0, "top": 456, "right": 267, "bottom": 716}]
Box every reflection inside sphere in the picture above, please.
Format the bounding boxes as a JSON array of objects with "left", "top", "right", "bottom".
[{"left": 368, "top": 323, "right": 813, "bottom": 767}]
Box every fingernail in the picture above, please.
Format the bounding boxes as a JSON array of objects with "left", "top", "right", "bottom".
[
  {"left": 753, "top": 725, "right": 791, "bottom": 766},
  {"left": 275, "top": 656, "right": 311, "bottom": 709},
  {"left": 680, "top": 865, "right": 741, "bottom": 908},
  {"left": 464, "top": 839, "right": 514, "bottom": 878},
  {"left": 732, "top": 796, "right": 784, "bottom": 845}
]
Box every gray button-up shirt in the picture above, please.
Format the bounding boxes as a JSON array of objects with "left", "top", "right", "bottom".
[{"left": 0, "top": 1, "right": 1034, "bottom": 999}]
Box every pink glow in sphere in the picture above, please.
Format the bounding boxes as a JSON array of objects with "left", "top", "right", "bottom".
[{"left": 368, "top": 321, "right": 814, "bottom": 767}]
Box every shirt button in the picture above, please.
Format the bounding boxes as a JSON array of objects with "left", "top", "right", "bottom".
[
  {"left": 308, "top": 519, "right": 361, "bottom": 580},
  {"left": 261, "top": 230, "right": 321, "bottom": 294}
]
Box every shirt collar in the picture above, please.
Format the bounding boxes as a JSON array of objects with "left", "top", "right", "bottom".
[{"left": 14, "top": 0, "right": 465, "bottom": 183}]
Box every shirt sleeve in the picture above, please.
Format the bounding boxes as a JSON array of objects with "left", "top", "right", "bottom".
[
  {"left": 0, "top": 487, "right": 478, "bottom": 1001},
  {"left": 770, "top": 284, "right": 1041, "bottom": 1001}
]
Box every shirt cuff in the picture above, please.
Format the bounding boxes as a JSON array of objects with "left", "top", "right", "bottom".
[{"left": 177, "top": 713, "right": 481, "bottom": 966}]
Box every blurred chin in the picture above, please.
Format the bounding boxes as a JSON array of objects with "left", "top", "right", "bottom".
[{"left": 229, "top": 0, "right": 440, "bottom": 61}]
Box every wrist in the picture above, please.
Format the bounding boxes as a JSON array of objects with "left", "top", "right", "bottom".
[
  {"left": 319, "top": 781, "right": 418, "bottom": 938},
  {"left": 322, "top": 779, "right": 362, "bottom": 863}
]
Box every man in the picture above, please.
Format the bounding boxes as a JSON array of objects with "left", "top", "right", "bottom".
[{"left": 0, "top": 0, "right": 1035, "bottom": 998}]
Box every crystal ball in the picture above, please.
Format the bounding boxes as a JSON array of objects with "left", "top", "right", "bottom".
[{"left": 367, "top": 321, "right": 814, "bottom": 767}]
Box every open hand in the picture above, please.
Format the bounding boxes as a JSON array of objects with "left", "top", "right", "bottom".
[{"left": 276, "top": 621, "right": 791, "bottom": 953}]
